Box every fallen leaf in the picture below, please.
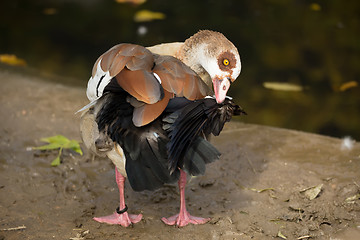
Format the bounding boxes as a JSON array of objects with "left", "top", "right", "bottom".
[
  {"left": 51, "top": 150, "right": 62, "bottom": 167},
  {"left": 64, "top": 140, "right": 83, "bottom": 155},
  {"left": 345, "top": 193, "right": 360, "bottom": 203},
  {"left": 303, "top": 184, "right": 323, "bottom": 200},
  {"left": 339, "top": 81, "right": 358, "bottom": 91},
  {"left": 249, "top": 187, "right": 275, "bottom": 193},
  {"left": 70, "top": 229, "right": 90, "bottom": 240},
  {"left": 277, "top": 230, "right": 287, "bottom": 239},
  {"left": 134, "top": 10, "right": 166, "bottom": 22},
  {"left": 115, "top": 0, "right": 146, "bottom": 4},
  {"left": 0, "top": 54, "right": 26, "bottom": 66},
  {"left": 309, "top": 3, "right": 321, "bottom": 11},
  {"left": 263, "top": 82, "right": 303, "bottom": 91},
  {"left": 40, "top": 135, "right": 70, "bottom": 144},
  {"left": 43, "top": 8, "right": 57, "bottom": 15},
  {"left": 33, "top": 135, "right": 70, "bottom": 150},
  {"left": 33, "top": 135, "right": 82, "bottom": 166},
  {"left": 32, "top": 142, "right": 63, "bottom": 151}
]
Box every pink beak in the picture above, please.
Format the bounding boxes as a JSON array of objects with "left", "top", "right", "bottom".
[{"left": 213, "top": 78, "right": 231, "bottom": 103}]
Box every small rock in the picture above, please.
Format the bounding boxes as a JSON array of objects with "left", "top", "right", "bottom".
[{"left": 199, "top": 178, "right": 215, "bottom": 188}]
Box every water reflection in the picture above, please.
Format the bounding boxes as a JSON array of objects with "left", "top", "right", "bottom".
[{"left": 0, "top": 0, "right": 359, "bottom": 139}]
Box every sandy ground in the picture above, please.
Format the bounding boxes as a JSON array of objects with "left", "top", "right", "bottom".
[{"left": 0, "top": 69, "right": 360, "bottom": 240}]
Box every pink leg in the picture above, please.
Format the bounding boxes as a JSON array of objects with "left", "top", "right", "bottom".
[
  {"left": 93, "top": 168, "right": 142, "bottom": 227},
  {"left": 161, "top": 169, "right": 210, "bottom": 227}
]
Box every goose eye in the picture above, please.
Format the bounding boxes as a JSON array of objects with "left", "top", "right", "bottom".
[{"left": 223, "top": 59, "right": 230, "bottom": 66}]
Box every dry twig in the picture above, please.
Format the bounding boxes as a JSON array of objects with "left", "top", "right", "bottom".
[{"left": 0, "top": 225, "right": 26, "bottom": 231}]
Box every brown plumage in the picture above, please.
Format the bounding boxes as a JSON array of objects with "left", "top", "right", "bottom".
[
  {"left": 90, "top": 43, "right": 211, "bottom": 126},
  {"left": 116, "top": 68, "right": 162, "bottom": 104},
  {"left": 153, "top": 55, "right": 209, "bottom": 100}
]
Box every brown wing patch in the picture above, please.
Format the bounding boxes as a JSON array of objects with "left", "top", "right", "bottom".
[
  {"left": 153, "top": 55, "right": 210, "bottom": 100},
  {"left": 116, "top": 68, "right": 163, "bottom": 104},
  {"left": 132, "top": 90, "right": 173, "bottom": 127},
  {"left": 92, "top": 44, "right": 154, "bottom": 78}
]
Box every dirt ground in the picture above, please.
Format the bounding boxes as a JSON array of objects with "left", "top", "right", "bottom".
[{"left": 1, "top": 68, "right": 360, "bottom": 240}]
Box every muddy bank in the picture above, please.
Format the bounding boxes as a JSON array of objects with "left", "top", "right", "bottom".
[{"left": 0, "top": 69, "right": 359, "bottom": 239}]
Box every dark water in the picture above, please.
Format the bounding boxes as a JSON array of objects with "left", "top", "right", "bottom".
[{"left": 1, "top": 0, "right": 359, "bottom": 139}]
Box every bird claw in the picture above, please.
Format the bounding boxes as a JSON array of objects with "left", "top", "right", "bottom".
[
  {"left": 161, "top": 211, "right": 210, "bottom": 227},
  {"left": 93, "top": 211, "right": 142, "bottom": 227}
]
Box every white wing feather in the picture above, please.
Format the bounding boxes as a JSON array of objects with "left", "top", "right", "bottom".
[{"left": 86, "top": 59, "right": 112, "bottom": 102}]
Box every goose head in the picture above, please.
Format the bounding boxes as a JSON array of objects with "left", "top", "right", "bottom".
[{"left": 177, "top": 30, "right": 241, "bottom": 103}]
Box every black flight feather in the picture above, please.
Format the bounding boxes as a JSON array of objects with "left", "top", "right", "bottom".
[{"left": 167, "top": 97, "right": 246, "bottom": 173}]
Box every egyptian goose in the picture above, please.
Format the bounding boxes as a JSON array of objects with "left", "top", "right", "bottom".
[{"left": 80, "top": 30, "right": 244, "bottom": 227}]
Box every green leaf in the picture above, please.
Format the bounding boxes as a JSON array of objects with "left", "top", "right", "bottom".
[
  {"left": 35, "top": 135, "right": 83, "bottom": 154},
  {"left": 32, "top": 142, "right": 63, "bottom": 150},
  {"left": 33, "top": 135, "right": 83, "bottom": 166},
  {"left": 65, "top": 140, "right": 83, "bottom": 155},
  {"left": 40, "top": 135, "right": 70, "bottom": 145},
  {"left": 51, "top": 148, "right": 62, "bottom": 167},
  {"left": 51, "top": 155, "right": 61, "bottom": 166}
]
